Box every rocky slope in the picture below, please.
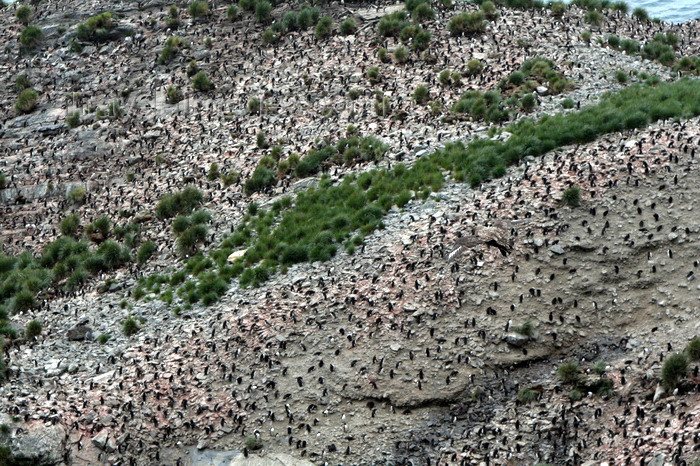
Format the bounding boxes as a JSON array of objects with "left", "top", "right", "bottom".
[{"left": 1, "top": 0, "right": 699, "bottom": 464}]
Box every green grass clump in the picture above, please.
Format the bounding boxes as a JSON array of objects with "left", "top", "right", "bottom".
[
  {"left": 158, "top": 36, "right": 184, "bottom": 65},
  {"left": 20, "top": 25, "right": 43, "bottom": 49},
  {"left": 15, "top": 89, "right": 39, "bottom": 114},
  {"left": 339, "top": 17, "right": 356, "bottom": 35},
  {"left": 254, "top": 1, "right": 271, "bottom": 24},
  {"left": 0, "top": 225, "right": 134, "bottom": 334},
  {"left": 513, "top": 320, "right": 535, "bottom": 338},
  {"left": 377, "top": 10, "right": 410, "bottom": 37},
  {"left": 584, "top": 9, "right": 603, "bottom": 26},
  {"left": 661, "top": 353, "right": 688, "bottom": 390},
  {"left": 413, "top": 2, "right": 436, "bottom": 21},
  {"left": 394, "top": 46, "right": 409, "bottom": 64},
  {"left": 466, "top": 59, "right": 484, "bottom": 76},
  {"left": 173, "top": 210, "right": 211, "bottom": 258},
  {"left": 122, "top": 317, "right": 140, "bottom": 336},
  {"left": 550, "top": 1, "right": 566, "bottom": 17},
  {"left": 15, "top": 75, "right": 31, "bottom": 92},
  {"left": 97, "top": 333, "right": 111, "bottom": 344},
  {"left": 227, "top": 4, "right": 239, "bottom": 21},
  {"left": 245, "top": 436, "right": 263, "bottom": 450},
  {"left": 244, "top": 166, "right": 276, "bottom": 195},
  {"left": 25, "top": 319, "right": 42, "bottom": 338},
  {"left": 86, "top": 216, "right": 111, "bottom": 240},
  {"left": 413, "top": 85, "right": 429, "bottom": 104},
  {"left": 632, "top": 6, "right": 648, "bottom": 21},
  {"left": 614, "top": 70, "right": 628, "bottom": 83},
  {"left": 192, "top": 71, "right": 214, "bottom": 92},
  {"left": 448, "top": 11, "right": 485, "bottom": 36},
  {"left": 674, "top": 56, "right": 700, "bottom": 75},
  {"left": 60, "top": 214, "right": 80, "bottom": 236},
  {"left": 76, "top": 12, "right": 117, "bottom": 42},
  {"left": 314, "top": 16, "right": 333, "bottom": 39},
  {"left": 0, "top": 173, "right": 7, "bottom": 189},
  {"left": 557, "top": 362, "right": 580, "bottom": 384},
  {"left": 520, "top": 93, "right": 536, "bottom": 111},
  {"left": 452, "top": 90, "right": 507, "bottom": 123},
  {"left": 561, "top": 186, "right": 581, "bottom": 207},
  {"left": 16, "top": 5, "right": 32, "bottom": 24},
  {"left": 136, "top": 241, "right": 157, "bottom": 265},
  {"left": 517, "top": 387, "right": 539, "bottom": 403},
  {"left": 561, "top": 98, "right": 575, "bottom": 109},
  {"left": 166, "top": 86, "right": 184, "bottom": 104},
  {"left": 367, "top": 67, "right": 380, "bottom": 84},
  {"left": 620, "top": 39, "right": 640, "bottom": 54},
  {"left": 66, "top": 111, "right": 81, "bottom": 128},
  {"left": 189, "top": 1, "right": 209, "bottom": 18},
  {"left": 155, "top": 187, "right": 204, "bottom": 219},
  {"left": 685, "top": 338, "right": 700, "bottom": 360}
]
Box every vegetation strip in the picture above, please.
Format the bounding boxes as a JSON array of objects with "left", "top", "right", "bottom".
[
  {"left": 2, "top": 80, "right": 700, "bottom": 321},
  {"left": 132, "top": 78, "right": 700, "bottom": 308}
]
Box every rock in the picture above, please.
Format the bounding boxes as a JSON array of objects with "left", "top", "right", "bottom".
[
  {"left": 227, "top": 249, "right": 247, "bottom": 263},
  {"left": 390, "top": 343, "right": 401, "bottom": 352},
  {"left": 189, "top": 450, "right": 314, "bottom": 466},
  {"left": 648, "top": 454, "right": 665, "bottom": 466},
  {"left": 503, "top": 333, "right": 530, "bottom": 347},
  {"left": 653, "top": 383, "right": 666, "bottom": 403},
  {"left": 536, "top": 86, "right": 549, "bottom": 96},
  {"left": 37, "top": 123, "right": 67, "bottom": 135},
  {"left": 11, "top": 423, "right": 66, "bottom": 465},
  {"left": 92, "top": 429, "right": 116, "bottom": 452},
  {"left": 549, "top": 245, "right": 565, "bottom": 255},
  {"left": 66, "top": 324, "right": 92, "bottom": 341}
]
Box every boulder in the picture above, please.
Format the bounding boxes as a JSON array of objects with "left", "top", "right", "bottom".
[
  {"left": 549, "top": 245, "right": 565, "bottom": 255},
  {"left": 11, "top": 423, "right": 66, "bottom": 465},
  {"left": 92, "top": 429, "right": 116, "bottom": 452},
  {"left": 503, "top": 332, "right": 530, "bottom": 347},
  {"left": 66, "top": 324, "right": 92, "bottom": 341},
  {"left": 227, "top": 249, "right": 247, "bottom": 263}
]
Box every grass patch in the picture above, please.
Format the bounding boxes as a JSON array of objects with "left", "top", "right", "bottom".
[{"left": 661, "top": 353, "right": 688, "bottom": 390}]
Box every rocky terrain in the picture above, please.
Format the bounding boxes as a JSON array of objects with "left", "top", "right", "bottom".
[{"left": 1, "top": 0, "right": 700, "bottom": 464}]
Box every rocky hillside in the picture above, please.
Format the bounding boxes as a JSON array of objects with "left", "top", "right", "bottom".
[{"left": 1, "top": 0, "right": 699, "bottom": 464}]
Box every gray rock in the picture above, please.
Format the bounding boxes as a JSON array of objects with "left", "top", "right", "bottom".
[
  {"left": 649, "top": 454, "right": 665, "bottom": 466},
  {"left": 536, "top": 86, "right": 549, "bottom": 96},
  {"left": 92, "top": 429, "right": 116, "bottom": 452},
  {"left": 189, "top": 449, "right": 315, "bottom": 466},
  {"left": 653, "top": 384, "right": 666, "bottom": 403},
  {"left": 37, "top": 124, "right": 67, "bottom": 135},
  {"left": 66, "top": 324, "right": 92, "bottom": 341},
  {"left": 549, "top": 245, "right": 565, "bottom": 255},
  {"left": 503, "top": 332, "right": 530, "bottom": 347},
  {"left": 11, "top": 423, "right": 66, "bottom": 465}
]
